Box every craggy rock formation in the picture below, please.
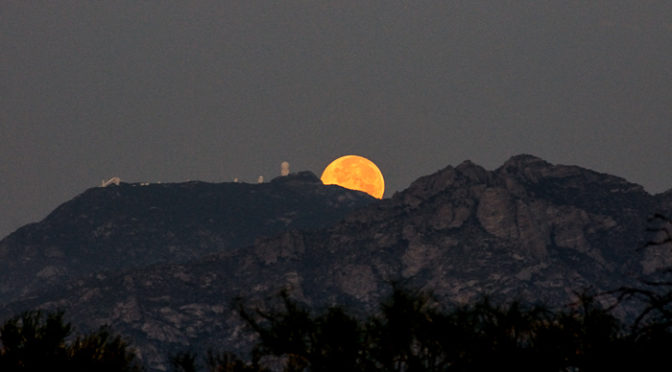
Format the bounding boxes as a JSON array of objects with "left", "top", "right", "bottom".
[{"left": 1, "top": 155, "right": 670, "bottom": 371}]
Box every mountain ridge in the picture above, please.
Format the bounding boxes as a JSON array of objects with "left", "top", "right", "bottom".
[
  {"left": 0, "top": 172, "right": 376, "bottom": 303},
  {"left": 1, "top": 155, "right": 670, "bottom": 371}
]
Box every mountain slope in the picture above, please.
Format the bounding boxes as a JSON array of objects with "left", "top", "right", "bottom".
[
  {"left": 0, "top": 172, "right": 376, "bottom": 303},
  {"left": 1, "top": 155, "right": 670, "bottom": 371}
]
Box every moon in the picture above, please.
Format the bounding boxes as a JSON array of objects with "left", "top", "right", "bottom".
[{"left": 320, "top": 155, "right": 385, "bottom": 199}]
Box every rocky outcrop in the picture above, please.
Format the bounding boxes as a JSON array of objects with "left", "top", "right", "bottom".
[{"left": 1, "top": 155, "right": 669, "bottom": 371}]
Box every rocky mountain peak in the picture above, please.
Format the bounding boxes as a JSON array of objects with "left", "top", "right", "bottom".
[
  {"left": 496, "top": 154, "right": 557, "bottom": 183},
  {"left": 378, "top": 155, "right": 658, "bottom": 271},
  {"left": 455, "top": 160, "right": 490, "bottom": 183},
  {"left": 500, "top": 153, "right": 550, "bottom": 168},
  {"left": 398, "top": 160, "right": 491, "bottom": 206},
  {"left": 496, "top": 154, "right": 646, "bottom": 194},
  {"left": 399, "top": 154, "right": 582, "bottom": 204},
  {"left": 399, "top": 166, "right": 456, "bottom": 201}
]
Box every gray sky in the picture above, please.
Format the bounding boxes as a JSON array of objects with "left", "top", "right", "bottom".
[{"left": 2, "top": 1, "right": 671, "bottom": 239}]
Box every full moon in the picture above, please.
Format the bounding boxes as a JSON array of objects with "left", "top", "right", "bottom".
[{"left": 320, "top": 155, "right": 385, "bottom": 199}]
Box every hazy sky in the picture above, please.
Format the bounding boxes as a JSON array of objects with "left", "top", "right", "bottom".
[{"left": 2, "top": 1, "right": 671, "bottom": 239}]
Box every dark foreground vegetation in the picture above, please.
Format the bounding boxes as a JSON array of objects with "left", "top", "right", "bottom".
[
  {"left": 0, "top": 310, "right": 142, "bottom": 371},
  {"left": 177, "top": 284, "right": 672, "bottom": 372},
  {"left": 1, "top": 285, "right": 671, "bottom": 372}
]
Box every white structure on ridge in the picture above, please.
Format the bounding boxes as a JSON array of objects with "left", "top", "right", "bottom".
[
  {"left": 281, "top": 161, "right": 290, "bottom": 176},
  {"left": 101, "top": 177, "right": 121, "bottom": 187},
  {"left": 257, "top": 176, "right": 264, "bottom": 183}
]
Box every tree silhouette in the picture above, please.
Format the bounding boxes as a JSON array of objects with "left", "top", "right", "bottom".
[
  {"left": 609, "top": 212, "right": 672, "bottom": 371},
  {"left": 172, "top": 350, "right": 262, "bottom": 372},
  {"left": 68, "top": 326, "right": 143, "bottom": 372},
  {"left": 0, "top": 310, "right": 142, "bottom": 372},
  {"left": 0, "top": 310, "right": 71, "bottom": 371},
  {"left": 365, "top": 286, "right": 449, "bottom": 371},
  {"left": 227, "top": 284, "right": 672, "bottom": 372},
  {"left": 171, "top": 351, "right": 198, "bottom": 372},
  {"left": 8, "top": 283, "right": 668, "bottom": 372},
  {"left": 237, "top": 290, "right": 363, "bottom": 372}
]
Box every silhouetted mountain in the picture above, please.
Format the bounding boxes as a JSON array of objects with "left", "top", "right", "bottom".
[
  {"left": 1, "top": 156, "right": 670, "bottom": 371},
  {"left": 0, "top": 171, "right": 375, "bottom": 303}
]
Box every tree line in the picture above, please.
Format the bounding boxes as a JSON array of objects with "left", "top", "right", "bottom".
[
  {"left": 0, "top": 310, "right": 142, "bottom": 371},
  {"left": 2, "top": 283, "right": 670, "bottom": 372},
  {"left": 172, "top": 285, "right": 671, "bottom": 372}
]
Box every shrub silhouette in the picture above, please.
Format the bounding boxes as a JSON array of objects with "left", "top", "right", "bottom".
[
  {"left": 224, "top": 285, "right": 672, "bottom": 372},
  {"left": 4, "top": 285, "right": 671, "bottom": 371},
  {"left": 237, "top": 291, "right": 363, "bottom": 372},
  {"left": 172, "top": 350, "right": 260, "bottom": 372},
  {"left": 0, "top": 310, "right": 71, "bottom": 371},
  {"left": 0, "top": 310, "right": 142, "bottom": 372}
]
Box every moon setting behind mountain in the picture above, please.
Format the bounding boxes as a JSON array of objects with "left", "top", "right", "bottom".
[{"left": 320, "top": 155, "right": 385, "bottom": 199}]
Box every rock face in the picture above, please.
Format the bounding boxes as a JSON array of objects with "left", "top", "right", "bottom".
[
  {"left": 0, "top": 172, "right": 376, "bottom": 303},
  {"left": 1, "top": 155, "right": 670, "bottom": 371}
]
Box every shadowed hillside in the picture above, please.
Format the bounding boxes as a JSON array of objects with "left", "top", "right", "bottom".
[
  {"left": 1, "top": 155, "right": 670, "bottom": 370},
  {"left": 0, "top": 172, "right": 376, "bottom": 303}
]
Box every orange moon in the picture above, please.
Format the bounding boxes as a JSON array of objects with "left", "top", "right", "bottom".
[{"left": 320, "top": 155, "right": 385, "bottom": 199}]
